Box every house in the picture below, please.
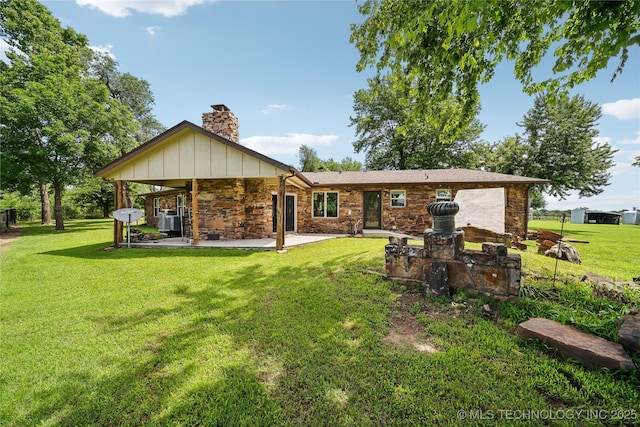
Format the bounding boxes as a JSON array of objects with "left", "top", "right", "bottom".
[{"left": 95, "top": 104, "right": 548, "bottom": 248}]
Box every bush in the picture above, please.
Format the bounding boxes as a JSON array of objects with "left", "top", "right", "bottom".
[{"left": 0, "top": 192, "right": 40, "bottom": 221}]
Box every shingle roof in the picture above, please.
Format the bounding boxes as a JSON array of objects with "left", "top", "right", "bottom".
[{"left": 302, "top": 169, "right": 548, "bottom": 186}]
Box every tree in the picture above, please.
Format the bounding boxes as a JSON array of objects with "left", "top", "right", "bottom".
[
  {"left": 529, "top": 188, "right": 547, "bottom": 210},
  {"left": 486, "top": 94, "right": 617, "bottom": 199},
  {"left": 297, "top": 145, "right": 363, "bottom": 172},
  {"left": 91, "top": 53, "right": 165, "bottom": 143},
  {"left": 633, "top": 156, "right": 640, "bottom": 167},
  {"left": 298, "top": 144, "right": 325, "bottom": 172},
  {"left": 351, "top": 0, "right": 640, "bottom": 124},
  {"left": 350, "top": 74, "right": 485, "bottom": 170},
  {"left": 332, "top": 157, "right": 363, "bottom": 172},
  {"left": 0, "top": 0, "right": 137, "bottom": 230},
  {"left": 66, "top": 176, "right": 115, "bottom": 218}
]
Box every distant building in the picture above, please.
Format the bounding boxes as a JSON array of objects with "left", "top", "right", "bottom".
[
  {"left": 570, "top": 209, "right": 621, "bottom": 225},
  {"left": 622, "top": 209, "right": 640, "bottom": 225}
]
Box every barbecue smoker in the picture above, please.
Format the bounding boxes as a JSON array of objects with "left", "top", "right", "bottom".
[
  {"left": 158, "top": 210, "right": 182, "bottom": 237},
  {"left": 385, "top": 201, "right": 522, "bottom": 300}
]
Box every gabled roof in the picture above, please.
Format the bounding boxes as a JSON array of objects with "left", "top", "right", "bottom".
[
  {"left": 302, "top": 169, "right": 548, "bottom": 186},
  {"left": 95, "top": 121, "right": 311, "bottom": 188},
  {"left": 95, "top": 120, "right": 547, "bottom": 190}
]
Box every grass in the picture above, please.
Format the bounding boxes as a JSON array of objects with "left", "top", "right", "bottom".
[{"left": 1, "top": 219, "right": 639, "bottom": 426}]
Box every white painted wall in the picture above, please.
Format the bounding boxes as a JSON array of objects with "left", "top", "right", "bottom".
[{"left": 454, "top": 188, "right": 505, "bottom": 233}]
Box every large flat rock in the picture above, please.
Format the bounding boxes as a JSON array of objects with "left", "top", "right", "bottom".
[
  {"left": 517, "top": 318, "right": 635, "bottom": 370},
  {"left": 618, "top": 313, "right": 640, "bottom": 354}
]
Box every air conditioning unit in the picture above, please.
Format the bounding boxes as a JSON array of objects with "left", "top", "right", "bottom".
[{"left": 158, "top": 210, "right": 182, "bottom": 236}]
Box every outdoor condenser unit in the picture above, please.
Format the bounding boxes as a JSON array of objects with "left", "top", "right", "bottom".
[{"left": 158, "top": 210, "right": 182, "bottom": 236}]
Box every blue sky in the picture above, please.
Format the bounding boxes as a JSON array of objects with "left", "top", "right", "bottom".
[{"left": 9, "top": 1, "right": 640, "bottom": 211}]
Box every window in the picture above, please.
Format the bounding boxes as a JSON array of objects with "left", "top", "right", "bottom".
[
  {"left": 153, "top": 198, "right": 161, "bottom": 217},
  {"left": 436, "top": 189, "right": 452, "bottom": 202},
  {"left": 390, "top": 190, "right": 406, "bottom": 208},
  {"left": 312, "top": 191, "right": 339, "bottom": 218},
  {"left": 176, "top": 195, "right": 185, "bottom": 217}
]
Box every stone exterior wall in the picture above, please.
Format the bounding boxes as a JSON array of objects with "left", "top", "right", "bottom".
[
  {"left": 144, "top": 179, "right": 277, "bottom": 240},
  {"left": 292, "top": 185, "right": 438, "bottom": 236},
  {"left": 292, "top": 184, "right": 531, "bottom": 238},
  {"left": 243, "top": 179, "right": 277, "bottom": 238},
  {"left": 144, "top": 181, "right": 532, "bottom": 240},
  {"left": 186, "top": 179, "right": 246, "bottom": 240},
  {"left": 144, "top": 190, "right": 184, "bottom": 228}
]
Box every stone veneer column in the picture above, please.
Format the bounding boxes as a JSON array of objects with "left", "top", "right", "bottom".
[{"left": 505, "top": 185, "right": 530, "bottom": 238}]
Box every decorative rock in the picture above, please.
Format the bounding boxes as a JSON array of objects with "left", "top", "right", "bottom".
[
  {"left": 545, "top": 242, "right": 581, "bottom": 264},
  {"left": 618, "top": 314, "right": 640, "bottom": 354},
  {"left": 460, "top": 225, "right": 511, "bottom": 245},
  {"left": 517, "top": 318, "right": 635, "bottom": 370}
]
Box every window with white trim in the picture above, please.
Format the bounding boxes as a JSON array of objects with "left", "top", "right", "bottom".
[
  {"left": 390, "top": 190, "right": 406, "bottom": 208},
  {"left": 153, "top": 198, "right": 161, "bottom": 217},
  {"left": 312, "top": 191, "right": 339, "bottom": 218},
  {"left": 436, "top": 189, "right": 452, "bottom": 201},
  {"left": 176, "top": 195, "right": 185, "bottom": 217}
]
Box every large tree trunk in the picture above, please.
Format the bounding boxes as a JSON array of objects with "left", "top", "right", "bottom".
[
  {"left": 53, "top": 179, "right": 64, "bottom": 231},
  {"left": 101, "top": 181, "right": 111, "bottom": 218},
  {"left": 123, "top": 182, "right": 133, "bottom": 208},
  {"left": 40, "top": 183, "right": 52, "bottom": 225}
]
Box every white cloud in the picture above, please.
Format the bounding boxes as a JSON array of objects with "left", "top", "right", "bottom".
[
  {"left": 90, "top": 44, "right": 116, "bottom": 59},
  {"left": 601, "top": 98, "right": 640, "bottom": 120},
  {"left": 241, "top": 133, "right": 338, "bottom": 155},
  {"left": 261, "top": 104, "right": 288, "bottom": 115},
  {"left": 618, "top": 130, "right": 640, "bottom": 146},
  {"left": 146, "top": 26, "right": 161, "bottom": 36},
  {"left": 76, "top": 0, "right": 216, "bottom": 18},
  {"left": 592, "top": 136, "right": 612, "bottom": 146}
]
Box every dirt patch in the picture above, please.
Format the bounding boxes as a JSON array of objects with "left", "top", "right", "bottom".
[
  {"left": 0, "top": 227, "right": 21, "bottom": 251},
  {"left": 383, "top": 291, "right": 440, "bottom": 354}
]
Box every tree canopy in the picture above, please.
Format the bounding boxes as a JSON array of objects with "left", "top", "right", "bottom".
[
  {"left": 297, "top": 145, "right": 363, "bottom": 172},
  {"left": 351, "top": 0, "right": 640, "bottom": 122},
  {"left": 0, "top": 0, "right": 138, "bottom": 230},
  {"left": 350, "top": 74, "right": 486, "bottom": 170},
  {"left": 486, "top": 94, "right": 616, "bottom": 199},
  {"left": 91, "top": 53, "right": 165, "bottom": 143}
]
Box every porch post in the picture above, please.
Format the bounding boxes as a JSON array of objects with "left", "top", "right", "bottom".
[
  {"left": 276, "top": 175, "right": 286, "bottom": 250},
  {"left": 192, "top": 178, "right": 199, "bottom": 246},
  {"left": 113, "top": 180, "right": 124, "bottom": 246}
]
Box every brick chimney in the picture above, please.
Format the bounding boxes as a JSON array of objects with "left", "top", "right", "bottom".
[{"left": 202, "top": 104, "right": 239, "bottom": 143}]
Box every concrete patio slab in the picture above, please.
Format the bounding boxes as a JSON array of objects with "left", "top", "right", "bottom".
[{"left": 124, "top": 233, "right": 347, "bottom": 250}]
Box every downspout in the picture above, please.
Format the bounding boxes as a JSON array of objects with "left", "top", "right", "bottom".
[{"left": 276, "top": 170, "right": 296, "bottom": 251}]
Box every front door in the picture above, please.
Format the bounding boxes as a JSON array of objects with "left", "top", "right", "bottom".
[
  {"left": 363, "top": 191, "right": 381, "bottom": 229},
  {"left": 272, "top": 195, "right": 295, "bottom": 232}
]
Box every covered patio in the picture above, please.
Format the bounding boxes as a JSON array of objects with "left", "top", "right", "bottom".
[{"left": 123, "top": 233, "right": 348, "bottom": 250}]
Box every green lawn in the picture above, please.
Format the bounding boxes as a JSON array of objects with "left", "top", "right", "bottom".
[{"left": 1, "top": 219, "right": 639, "bottom": 426}]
